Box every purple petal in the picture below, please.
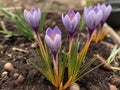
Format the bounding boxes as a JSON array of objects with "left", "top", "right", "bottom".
[
  {"left": 83, "top": 7, "right": 92, "bottom": 22},
  {"left": 33, "top": 11, "right": 40, "bottom": 27},
  {"left": 45, "top": 34, "right": 53, "bottom": 49},
  {"left": 53, "top": 34, "right": 61, "bottom": 52},
  {"left": 37, "top": 9, "right": 41, "bottom": 21},
  {"left": 101, "top": 4, "right": 106, "bottom": 10},
  {"left": 86, "top": 10, "right": 96, "bottom": 30},
  {"left": 46, "top": 28, "right": 54, "bottom": 38},
  {"left": 94, "top": 6, "right": 98, "bottom": 13},
  {"left": 95, "top": 10, "right": 103, "bottom": 25},
  {"left": 67, "top": 10, "right": 75, "bottom": 16},
  {"left": 62, "top": 14, "right": 71, "bottom": 32},
  {"left": 24, "top": 10, "right": 30, "bottom": 23},
  {"left": 31, "top": 7, "right": 36, "bottom": 14},
  {"left": 83, "top": 7, "right": 88, "bottom": 23},
  {"left": 25, "top": 12, "right": 34, "bottom": 27},
  {"left": 46, "top": 26, "right": 61, "bottom": 39},
  {"left": 103, "top": 5, "right": 112, "bottom": 22},
  {"left": 71, "top": 12, "right": 80, "bottom": 32},
  {"left": 53, "top": 26, "right": 61, "bottom": 36}
]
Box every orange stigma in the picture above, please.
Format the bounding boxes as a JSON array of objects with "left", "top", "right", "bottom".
[
  {"left": 69, "top": 13, "right": 74, "bottom": 20},
  {"left": 30, "top": 9, "right": 33, "bottom": 14},
  {"left": 51, "top": 33, "right": 55, "bottom": 41}
]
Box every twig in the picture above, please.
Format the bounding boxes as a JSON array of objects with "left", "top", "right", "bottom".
[
  {"left": 104, "top": 23, "right": 120, "bottom": 45},
  {"left": 12, "top": 47, "right": 29, "bottom": 53},
  {"left": 95, "top": 54, "right": 111, "bottom": 70},
  {"left": 0, "top": 21, "right": 8, "bottom": 32},
  {"left": 101, "top": 41, "right": 114, "bottom": 49},
  {"left": 95, "top": 54, "right": 120, "bottom": 71}
]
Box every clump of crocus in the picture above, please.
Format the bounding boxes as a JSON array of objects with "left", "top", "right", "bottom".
[
  {"left": 23, "top": 5, "right": 116, "bottom": 90},
  {"left": 24, "top": 7, "right": 41, "bottom": 34},
  {"left": 62, "top": 10, "right": 80, "bottom": 39},
  {"left": 59, "top": 8, "right": 102, "bottom": 90},
  {"left": 92, "top": 4, "right": 112, "bottom": 43}
]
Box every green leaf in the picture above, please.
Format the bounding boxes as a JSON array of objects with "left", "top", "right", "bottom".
[
  {"left": 0, "top": 7, "right": 34, "bottom": 38},
  {"left": 59, "top": 49, "right": 67, "bottom": 81},
  {"left": 107, "top": 45, "right": 120, "bottom": 64},
  {"left": 68, "top": 40, "right": 79, "bottom": 77}
]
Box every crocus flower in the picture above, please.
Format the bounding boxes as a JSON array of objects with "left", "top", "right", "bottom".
[
  {"left": 62, "top": 10, "right": 80, "bottom": 38},
  {"left": 45, "top": 26, "right": 61, "bottom": 54},
  {"left": 99, "top": 4, "right": 112, "bottom": 27},
  {"left": 24, "top": 7, "right": 41, "bottom": 34},
  {"left": 83, "top": 6, "right": 103, "bottom": 38}
]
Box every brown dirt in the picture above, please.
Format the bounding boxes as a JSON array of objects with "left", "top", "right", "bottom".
[{"left": 0, "top": 2, "right": 120, "bottom": 90}]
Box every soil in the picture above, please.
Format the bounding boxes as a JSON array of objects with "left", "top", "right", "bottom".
[
  {"left": 0, "top": 0, "right": 120, "bottom": 90},
  {"left": 0, "top": 11, "right": 120, "bottom": 90}
]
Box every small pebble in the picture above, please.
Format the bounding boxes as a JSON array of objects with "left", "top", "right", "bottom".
[
  {"left": 69, "top": 83, "right": 80, "bottom": 90},
  {"left": 4, "top": 62, "right": 15, "bottom": 72},
  {"left": 52, "top": 21, "right": 56, "bottom": 26},
  {"left": 0, "top": 45, "right": 5, "bottom": 51},
  {"left": 113, "top": 61, "right": 119, "bottom": 67},
  {"left": 109, "top": 83, "right": 118, "bottom": 90},
  {"left": 20, "top": 43, "right": 25, "bottom": 47},
  {"left": 31, "top": 42, "right": 37, "bottom": 48},
  {"left": 13, "top": 73, "right": 19, "bottom": 79},
  {"left": 110, "top": 75, "right": 120, "bottom": 86},
  {"left": 1, "top": 71, "right": 8, "bottom": 78},
  {"left": 15, "top": 74, "right": 25, "bottom": 84},
  {"left": 89, "top": 85, "right": 99, "bottom": 90},
  {"left": 80, "top": 0, "right": 86, "bottom": 7}
]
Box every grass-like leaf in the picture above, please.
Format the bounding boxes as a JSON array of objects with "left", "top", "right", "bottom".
[
  {"left": 68, "top": 40, "right": 79, "bottom": 77},
  {"left": 0, "top": 7, "right": 34, "bottom": 38},
  {"left": 107, "top": 45, "right": 120, "bottom": 64},
  {"left": 59, "top": 48, "right": 67, "bottom": 82}
]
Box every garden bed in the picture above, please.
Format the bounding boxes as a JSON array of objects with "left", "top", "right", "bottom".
[{"left": 0, "top": 12, "right": 120, "bottom": 90}]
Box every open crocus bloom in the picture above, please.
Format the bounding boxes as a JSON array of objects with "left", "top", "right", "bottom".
[
  {"left": 83, "top": 6, "right": 103, "bottom": 38},
  {"left": 92, "top": 4, "right": 112, "bottom": 43},
  {"left": 45, "top": 26, "right": 61, "bottom": 54},
  {"left": 24, "top": 7, "right": 41, "bottom": 33},
  {"left": 62, "top": 10, "right": 80, "bottom": 38},
  {"left": 99, "top": 4, "right": 112, "bottom": 26}
]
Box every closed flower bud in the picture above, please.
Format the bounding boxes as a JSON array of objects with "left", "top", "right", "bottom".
[
  {"left": 24, "top": 7, "right": 41, "bottom": 34},
  {"left": 99, "top": 4, "right": 112, "bottom": 26},
  {"left": 83, "top": 6, "right": 103, "bottom": 39},
  {"left": 62, "top": 10, "right": 80, "bottom": 38}
]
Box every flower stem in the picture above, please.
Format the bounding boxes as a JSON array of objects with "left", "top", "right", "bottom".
[
  {"left": 36, "top": 33, "right": 46, "bottom": 60},
  {"left": 53, "top": 53, "right": 60, "bottom": 87},
  {"left": 68, "top": 37, "right": 74, "bottom": 77},
  {"left": 63, "top": 76, "right": 73, "bottom": 90}
]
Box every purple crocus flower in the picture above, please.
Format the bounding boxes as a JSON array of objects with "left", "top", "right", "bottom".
[
  {"left": 45, "top": 26, "right": 61, "bottom": 54},
  {"left": 83, "top": 6, "right": 103, "bottom": 38},
  {"left": 24, "top": 7, "right": 41, "bottom": 34},
  {"left": 62, "top": 10, "right": 80, "bottom": 38},
  {"left": 99, "top": 4, "right": 112, "bottom": 27}
]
